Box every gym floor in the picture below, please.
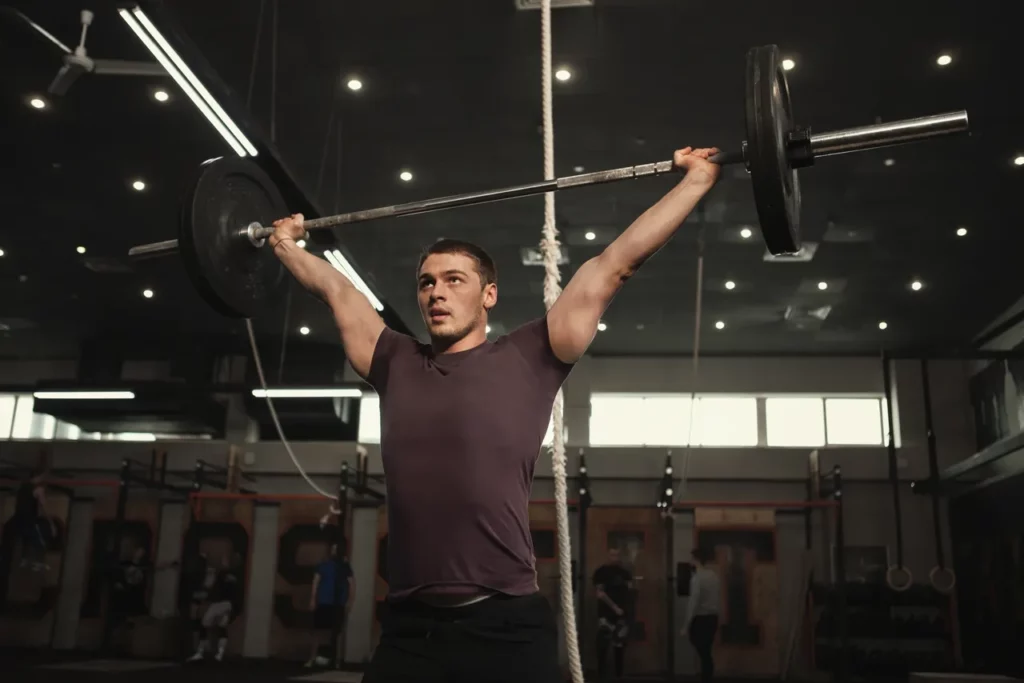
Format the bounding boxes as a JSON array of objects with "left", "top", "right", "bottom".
[
  {"left": 3, "top": 649, "right": 363, "bottom": 683},
  {"left": 1, "top": 648, "right": 778, "bottom": 683}
]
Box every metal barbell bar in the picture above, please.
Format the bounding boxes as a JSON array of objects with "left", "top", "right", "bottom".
[{"left": 129, "top": 110, "right": 968, "bottom": 260}]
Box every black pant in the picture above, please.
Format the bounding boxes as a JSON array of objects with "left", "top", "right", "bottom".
[
  {"left": 596, "top": 616, "right": 628, "bottom": 681},
  {"left": 689, "top": 614, "right": 718, "bottom": 683},
  {"left": 364, "top": 593, "right": 561, "bottom": 683}
]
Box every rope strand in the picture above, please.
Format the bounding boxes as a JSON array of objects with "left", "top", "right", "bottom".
[{"left": 540, "top": 2, "right": 583, "bottom": 682}]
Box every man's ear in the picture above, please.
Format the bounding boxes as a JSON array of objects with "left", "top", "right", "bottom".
[{"left": 483, "top": 282, "right": 498, "bottom": 310}]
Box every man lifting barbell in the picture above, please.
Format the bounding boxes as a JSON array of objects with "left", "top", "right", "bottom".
[{"left": 266, "top": 147, "right": 720, "bottom": 682}]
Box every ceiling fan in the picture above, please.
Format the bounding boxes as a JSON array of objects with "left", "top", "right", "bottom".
[{"left": 3, "top": 6, "right": 165, "bottom": 95}]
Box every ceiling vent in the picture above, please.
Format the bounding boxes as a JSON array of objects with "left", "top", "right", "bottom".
[
  {"left": 521, "top": 246, "right": 569, "bottom": 266},
  {"left": 784, "top": 305, "right": 832, "bottom": 331},
  {"left": 515, "top": 0, "right": 594, "bottom": 8}
]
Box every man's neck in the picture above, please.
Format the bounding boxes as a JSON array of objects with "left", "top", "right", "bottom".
[{"left": 432, "top": 329, "right": 487, "bottom": 355}]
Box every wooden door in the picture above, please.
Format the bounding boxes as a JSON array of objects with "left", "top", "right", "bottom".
[
  {"left": 586, "top": 507, "right": 667, "bottom": 676},
  {"left": 694, "top": 507, "right": 780, "bottom": 676}
]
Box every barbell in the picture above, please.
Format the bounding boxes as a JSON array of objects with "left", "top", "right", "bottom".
[{"left": 128, "top": 45, "right": 970, "bottom": 319}]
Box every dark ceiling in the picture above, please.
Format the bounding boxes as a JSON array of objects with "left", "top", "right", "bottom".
[{"left": 2, "top": 0, "right": 1022, "bottom": 372}]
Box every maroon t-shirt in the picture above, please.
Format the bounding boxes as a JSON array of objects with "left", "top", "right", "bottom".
[{"left": 366, "top": 316, "right": 574, "bottom": 600}]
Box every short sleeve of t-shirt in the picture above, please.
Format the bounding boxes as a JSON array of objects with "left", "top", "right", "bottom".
[
  {"left": 367, "top": 326, "right": 421, "bottom": 394},
  {"left": 504, "top": 316, "right": 575, "bottom": 393}
]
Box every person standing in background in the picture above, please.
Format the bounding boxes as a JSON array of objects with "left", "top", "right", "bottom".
[
  {"left": 593, "top": 547, "right": 633, "bottom": 681},
  {"left": 187, "top": 553, "right": 243, "bottom": 663},
  {"left": 682, "top": 547, "right": 721, "bottom": 683},
  {"left": 13, "top": 467, "right": 57, "bottom": 572},
  {"left": 306, "top": 544, "right": 355, "bottom": 668}
]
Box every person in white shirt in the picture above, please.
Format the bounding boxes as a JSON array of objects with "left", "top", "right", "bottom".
[{"left": 682, "top": 547, "right": 721, "bottom": 682}]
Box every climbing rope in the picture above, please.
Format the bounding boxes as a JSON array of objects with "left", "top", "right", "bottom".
[{"left": 538, "top": 1, "right": 584, "bottom": 682}]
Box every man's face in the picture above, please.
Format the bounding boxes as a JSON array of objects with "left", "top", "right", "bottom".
[{"left": 417, "top": 252, "right": 496, "bottom": 344}]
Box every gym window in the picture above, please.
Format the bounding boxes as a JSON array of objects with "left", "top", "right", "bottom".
[
  {"left": 358, "top": 395, "right": 382, "bottom": 444},
  {"left": 763, "top": 396, "right": 890, "bottom": 447},
  {"left": 588, "top": 394, "right": 758, "bottom": 447},
  {"left": 824, "top": 398, "right": 889, "bottom": 446}
]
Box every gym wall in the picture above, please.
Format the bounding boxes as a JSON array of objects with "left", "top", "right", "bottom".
[{"left": 0, "top": 353, "right": 975, "bottom": 669}]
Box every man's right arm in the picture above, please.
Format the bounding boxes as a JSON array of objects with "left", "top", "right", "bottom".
[{"left": 270, "top": 215, "right": 385, "bottom": 379}]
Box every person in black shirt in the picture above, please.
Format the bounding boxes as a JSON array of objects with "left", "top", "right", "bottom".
[
  {"left": 13, "top": 468, "right": 56, "bottom": 572},
  {"left": 187, "top": 553, "right": 243, "bottom": 663},
  {"left": 593, "top": 547, "right": 633, "bottom": 681},
  {"left": 110, "top": 546, "right": 177, "bottom": 633}
]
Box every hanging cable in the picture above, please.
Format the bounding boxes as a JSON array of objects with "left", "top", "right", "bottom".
[
  {"left": 269, "top": 0, "right": 278, "bottom": 144},
  {"left": 276, "top": 282, "right": 293, "bottom": 384},
  {"left": 246, "top": 320, "right": 340, "bottom": 511},
  {"left": 245, "top": 0, "right": 266, "bottom": 111},
  {"left": 676, "top": 223, "right": 706, "bottom": 503},
  {"left": 240, "top": 0, "right": 337, "bottom": 515},
  {"left": 539, "top": 2, "right": 583, "bottom": 682}
]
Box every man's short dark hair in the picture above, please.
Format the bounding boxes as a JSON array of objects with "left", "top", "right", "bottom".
[
  {"left": 418, "top": 239, "right": 497, "bottom": 286},
  {"left": 692, "top": 546, "right": 712, "bottom": 564}
]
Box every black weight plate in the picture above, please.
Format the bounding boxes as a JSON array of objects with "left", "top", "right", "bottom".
[
  {"left": 745, "top": 45, "right": 801, "bottom": 255},
  {"left": 179, "top": 156, "right": 288, "bottom": 318}
]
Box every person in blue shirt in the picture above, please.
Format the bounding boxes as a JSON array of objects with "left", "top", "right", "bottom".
[{"left": 306, "top": 544, "right": 355, "bottom": 668}]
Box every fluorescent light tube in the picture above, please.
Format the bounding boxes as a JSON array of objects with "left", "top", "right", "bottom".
[
  {"left": 252, "top": 388, "right": 364, "bottom": 398},
  {"left": 324, "top": 250, "right": 385, "bottom": 311},
  {"left": 118, "top": 7, "right": 255, "bottom": 158},
  {"left": 33, "top": 391, "right": 136, "bottom": 400}
]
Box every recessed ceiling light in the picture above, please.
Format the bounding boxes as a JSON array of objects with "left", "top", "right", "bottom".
[
  {"left": 817, "top": 281, "right": 828, "bottom": 291},
  {"left": 781, "top": 58, "right": 795, "bottom": 71},
  {"left": 299, "top": 325, "right": 310, "bottom": 335},
  {"left": 1014, "top": 155, "right": 1024, "bottom": 167},
  {"left": 29, "top": 97, "right": 47, "bottom": 109},
  {"left": 584, "top": 231, "right": 596, "bottom": 241},
  {"left": 884, "top": 158, "right": 895, "bottom": 167},
  {"left": 555, "top": 68, "right": 572, "bottom": 82},
  {"left": 910, "top": 280, "right": 924, "bottom": 291},
  {"left": 636, "top": 323, "right": 645, "bottom": 331},
  {"left": 347, "top": 78, "right": 363, "bottom": 91},
  {"left": 486, "top": 325, "right": 492, "bottom": 334},
  {"left": 724, "top": 280, "right": 736, "bottom": 290},
  {"left": 739, "top": 227, "right": 753, "bottom": 239},
  {"left": 597, "top": 321, "right": 607, "bottom": 332},
  {"left": 955, "top": 227, "right": 968, "bottom": 237},
  {"left": 0, "top": 248, "right": 5, "bottom": 257},
  {"left": 153, "top": 89, "right": 169, "bottom": 102},
  {"left": 878, "top": 321, "right": 888, "bottom": 330},
  {"left": 399, "top": 170, "right": 413, "bottom": 182},
  {"left": 715, "top": 320, "right": 726, "bottom": 330},
  {"left": 936, "top": 54, "right": 952, "bottom": 66},
  {"left": 76, "top": 246, "right": 86, "bottom": 254},
  {"left": 142, "top": 288, "right": 154, "bottom": 298},
  {"left": 573, "top": 166, "right": 584, "bottom": 173},
  {"left": 132, "top": 180, "right": 146, "bottom": 191}
]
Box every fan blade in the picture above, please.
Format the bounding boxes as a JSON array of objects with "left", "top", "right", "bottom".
[
  {"left": 1, "top": 7, "right": 71, "bottom": 53},
  {"left": 48, "top": 60, "right": 87, "bottom": 96},
  {"left": 92, "top": 59, "right": 165, "bottom": 77}
]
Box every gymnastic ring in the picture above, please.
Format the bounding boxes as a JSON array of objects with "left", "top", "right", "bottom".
[
  {"left": 886, "top": 565, "right": 914, "bottom": 591},
  {"left": 929, "top": 565, "right": 956, "bottom": 594}
]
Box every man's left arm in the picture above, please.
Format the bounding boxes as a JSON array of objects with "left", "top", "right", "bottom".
[{"left": 546, "top": 147, "right": 720, "bottom": 363}]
